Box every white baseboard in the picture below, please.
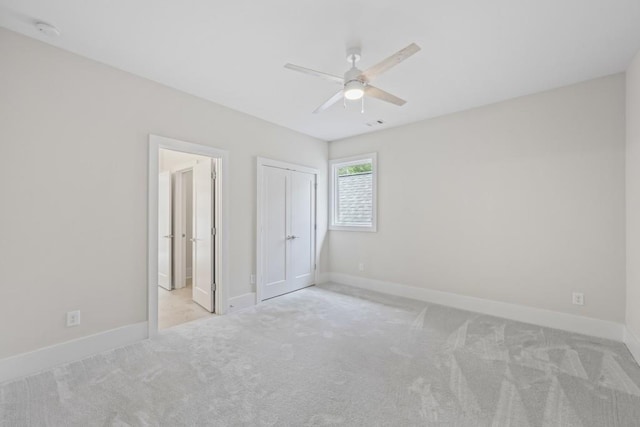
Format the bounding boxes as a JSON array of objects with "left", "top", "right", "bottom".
[
  {"left": 0, "top": 322, "right": 148, "bottom": 384},
  {"left": 317, "top": 272, "right": 330, "bottom": 284},
  {"left": 624, "top": 326, "right": 640, "bottom": 365},
  {"left": 228, "top": 292, "right": 256, "bottom": 313},
  {"left": 327, "top": 273, "right": 624, "bottom": 341}
]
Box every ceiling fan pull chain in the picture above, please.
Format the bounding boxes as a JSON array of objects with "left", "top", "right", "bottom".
[
  {"left": 344, "top": 96, "right": 346, "bottom": 109},
  {"left": 361, "top": 96, "right": 365, "bottom": 114}
]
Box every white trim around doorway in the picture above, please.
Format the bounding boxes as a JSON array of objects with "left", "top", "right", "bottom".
[
  {"left": 256, "top": 157, "right": 319, "bottom": 303},
  {"left": 148, "top": 135, "right": 229, "bottom": 338}
]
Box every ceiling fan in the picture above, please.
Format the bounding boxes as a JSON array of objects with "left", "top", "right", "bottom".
[{"left": 284, "top": 43, "right": 421, "bottom": 114}]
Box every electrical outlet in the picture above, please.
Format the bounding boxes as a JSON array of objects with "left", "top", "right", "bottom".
[
  {"left": 358, "top": 262, "right": 365, "bottom": 272},
  {"left": 66, "top": 310, "right": 81, "bottom": 327},
  {"left": 250, "top": 274, "right": 256, "bottom": 285},
  {"left": 572, "top": 292, "right": 584, "bottom": 306}
]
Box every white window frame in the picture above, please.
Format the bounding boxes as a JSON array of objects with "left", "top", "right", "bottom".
[{"left": 329, "top": 152, "right": 377, "bottom": 232}]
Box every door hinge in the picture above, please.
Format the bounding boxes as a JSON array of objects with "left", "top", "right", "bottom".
[
  {"left": 211, "top": 283, "right": 217, "bottom": 292},
  {"left": 314, "top": 183, "right": 318, "bottom": 190},
  {"left": 211, "top": 227, "right": 216, "bottom": 235},
  {"left": 211, "top": 171, "right": 217, "bottom": 180},
  {"left": 314, "top": 263, "right": 317, "bottom": 270},
  {"left": 314, "top": 224, "right": 317, "bottom": 230}
]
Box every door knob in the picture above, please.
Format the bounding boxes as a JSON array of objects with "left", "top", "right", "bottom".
[{"left": 286, "top": 235, "right": 299, "bottom": 240}]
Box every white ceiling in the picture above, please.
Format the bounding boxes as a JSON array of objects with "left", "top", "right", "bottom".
[{"left": 2, "top": 0, "right": 640, "bottom": 141}]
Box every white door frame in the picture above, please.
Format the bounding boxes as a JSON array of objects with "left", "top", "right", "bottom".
[
  {"left": 256, "top": 157, "right": 318, "bottom": 303},
  {"left": 148, "top": 135, "right": 229, "bottom": 337}
]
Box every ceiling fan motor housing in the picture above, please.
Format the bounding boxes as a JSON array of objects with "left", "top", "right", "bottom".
[{"left": 344, "top": 67, "right": 365, "bottom": 85}]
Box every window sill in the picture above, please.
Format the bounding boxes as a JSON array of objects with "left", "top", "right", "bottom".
[{"left": 329, "top": 224, "right": 377, "bottom": 233}]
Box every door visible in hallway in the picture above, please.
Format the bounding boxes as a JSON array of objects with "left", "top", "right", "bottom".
[{"left": 259, "top": 164, "right": 316, "bottom": 301}]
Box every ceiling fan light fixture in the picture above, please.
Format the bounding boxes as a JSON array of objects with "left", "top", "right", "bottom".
[{"left": 344, "top": 80, "right": 364, "bottom": 100}]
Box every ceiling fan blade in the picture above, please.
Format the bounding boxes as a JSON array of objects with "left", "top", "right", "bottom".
[
  {"left": 313, "top": 90, "right": 344, "bottom": 114},
  {"left": 365, "top": 86, "right": 406, "bottom": 106},
  {"left": 284, "top": 63, "right": 343, "bottom": 84},
  {"left": 360, "top": 43, "right": 421, "bottom": 82}
]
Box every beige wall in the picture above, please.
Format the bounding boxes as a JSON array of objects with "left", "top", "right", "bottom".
[
  {"left": 0, "top": 29, "right": 328, "bottom": 359},
  {"left": 329, "top": 74, "right": 626, "bottom": 322},
  {"left": 627, "top": 51, "right": 640, "bottom": 338}
]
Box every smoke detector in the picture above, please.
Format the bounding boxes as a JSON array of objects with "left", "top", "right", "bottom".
[{"left": 35, "top": 21, "right": 61, "bottom": 37}]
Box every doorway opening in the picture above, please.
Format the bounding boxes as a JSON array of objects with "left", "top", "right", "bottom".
[
  {"left": 148, "top": 135, "right": 229, "bottom": 336},
  {"left": 158, "top": 148, "right": 216, "bottom": 329}
]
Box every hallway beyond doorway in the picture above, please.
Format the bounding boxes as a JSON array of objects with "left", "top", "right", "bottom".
[{"left": 158, "top": 280, "right": 214, "bottom": 329}]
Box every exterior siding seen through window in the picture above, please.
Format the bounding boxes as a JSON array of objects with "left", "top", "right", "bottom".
[
  {"left": 337, "top": 172, "right": 373, "bottom": 225},
  {"left": 329, "top": 152, "right": 377, "bottom": 232}
]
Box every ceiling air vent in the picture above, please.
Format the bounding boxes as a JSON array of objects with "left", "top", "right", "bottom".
[{"left": 365, "top": 119, "right": 385, "bottom": 127}]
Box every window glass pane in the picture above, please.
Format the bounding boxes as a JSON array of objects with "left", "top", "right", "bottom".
[
  {"left": 337, "top": 162, "right": 372, "bottom": 176},
  {"left": 336, "top": 161, "right": 373, "bottom": 225}
]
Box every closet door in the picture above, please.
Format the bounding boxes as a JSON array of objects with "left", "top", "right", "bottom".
[
  {"left": 261, "top": 166, "right": 291, "bottom": 300},
  {"left": 260, "top": 165, "right": 316, "bottom": 301},
  {"left": 289, "top": 170, "right": 316, "bottom": 292}
]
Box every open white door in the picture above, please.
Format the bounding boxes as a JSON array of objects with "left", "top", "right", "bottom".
[
  {"left": 158, "top": 171, "right": 173, "bottom": 290},
  {"left": 192, "top": 159, "right": 215, "bottom": 312}
]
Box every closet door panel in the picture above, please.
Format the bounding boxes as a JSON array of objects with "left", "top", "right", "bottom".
[
  {"left": 262, "top": 166, "right": 290, "bottom": 300},
  {"left": 290, "top": 171, "right": 316, "bottom": 291}
]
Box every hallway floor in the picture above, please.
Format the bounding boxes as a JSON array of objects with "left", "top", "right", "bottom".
[{"left": 158, "top": 280, "right": 213, "bottom": 329}]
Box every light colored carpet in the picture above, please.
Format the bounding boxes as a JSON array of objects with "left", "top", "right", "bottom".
[
  {"left": 158, "top": 282, "right": 214, "bottom": 330},
  {"left": 1, "top": 283, "right": 639, "bottom": 426}
]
